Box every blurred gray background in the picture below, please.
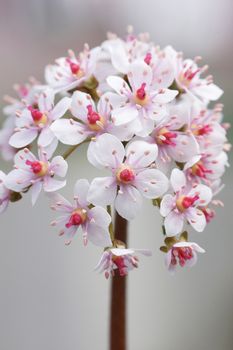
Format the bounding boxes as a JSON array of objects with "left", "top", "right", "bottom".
[{"left": 0, "top": 0, "right": 232, "bottom": 349}]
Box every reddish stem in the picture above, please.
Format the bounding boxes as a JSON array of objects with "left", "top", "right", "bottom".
[{"left": 110, "top": 212, "right": 128, "bottom": 350}]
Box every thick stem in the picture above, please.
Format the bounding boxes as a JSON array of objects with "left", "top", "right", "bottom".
[{"left": 110, "top": 212, "right": 128, "bottom": 350}]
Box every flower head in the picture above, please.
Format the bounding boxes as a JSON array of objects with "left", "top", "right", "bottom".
[
  {"left": 87, "top": 134, "right": 169, "bottom": 220},
  {"left": 5, "top": 148, "right": 68, "bottom": 205},
  {"left": 160, "top": 168, "right": 212, "bottom": 236},
  {"left": 106, "top": 60, "right": 178, "bottom": 136},
  {"left": 160, "top": 233, "right": 205, "bottom": 273},
  {"left": 50, "top": 179, "right": 112, "bottom": 247},
  {"left": 166, "top": 46, "right": 223, "bottom": 102},
  {"left": 9, "top": 89, "right": 70, "bottom": 153},
  {"left": 95, "top": 242, "right": 151, "bottom": 278},
  {"left": 51, "top": 91, "right": 132, "bottom": 146},
  {"left": 45, "top": 46, "right": 100, "bottom": 93}
]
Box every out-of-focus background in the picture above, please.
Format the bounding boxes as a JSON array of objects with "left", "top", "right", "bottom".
[{"left": 0, "top": 1, "right": 232, "bottom": 349}]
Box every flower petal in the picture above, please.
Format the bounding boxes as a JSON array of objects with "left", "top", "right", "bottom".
[
  {"left": 48, "top": 192, "right": 73, "bottom": 212},
  {"left": 74, "top": 179, "right": 90, "bottom": 207},
  {"left": 160, "top": 194, "right": 175, "bottom": 216},
  {"left": 192, "top": 83, "right": 223, "bottom": 101},
  {"left": 170, "top": 168, "right": 186, "bottom": 193},
  {"left": 107, "top": 76, "right": 131, "bottom": 96},
  {"left": 38, "top": 127, "right": 55, "bottom": 147},
  {"left": 14, "top": 148, "right": 37, "bottom": 170},
  {"left": 126, "top": 140, "right": 158, "bottom": 168},
  {"left": 115, "top": 185, "right": 142, "bottom": 220},
  {"left": 38, "top": 88, "right": 55, "bottom": 111},
  {"left": 168, "top": 133, "right": 199, "bottom": 163},
  {"left": 43, "top": 177, "right": 66, "bottom": 192},
  {"left": 86, "top": 223, "right": 112, "bottom": 247},
  {"left": 9, "top": 129, "right": 38, "bottom": 148},
  {"left": 87, "top": 134, "right": 125, "bottom": 169},
  {"left": 50, "top": 156, "right": 68, "bottom": 177},
  {"left": 164, "top": 210, "right": 184, "bottom": 236},
  {"left": 186, "top": 207, "right": 206, "bottom": 232},
  {"left": 152, "top": 89, "right": 178, "bottom": 104},
  {"left": 89, "top": 206, "right": 111, "bottom": 228},
  {"left": 87, "top": 177, "right": 117, "bottom": 206},
  {"left": 112, "top": 105, "right": 138, "bottom": 126},
  {"left": 135, "top": 169, "right": 169, "bottom": 199},
  {"left": 5, "top": 169, "right": 32, "bottom": 192},
  {"left": 50, "top": 96, "right": 71, "bottom": 120},
  {"left": 31, "top": 181, "right": 43, "bottom": 206},
  {"left": 51, "top": 119, "right": 87, "bottom": 145},
  {"left": 127, "top": 60, "right": 153, "bottom": 90},
  {"left": 71, "top": 91, "right": 95, "bottom": 122}
]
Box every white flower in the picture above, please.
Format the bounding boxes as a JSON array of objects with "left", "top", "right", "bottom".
[
  {"left": 95, "top": 247, "right": 151, "bottom": 278},
  {"left": 160, "top": 168, "right": 212, "bottom": 236},
  {"left": 87, "top": 133, "right": 169, "bottom": 220},
  {"left": 166, "top": 46, "right": 223, "bottom": 102},
  {"left": 165, "top": 241, "right": 205, "bottom": 273},
  {"left": 9, "top": 88, "right": 70, "bottom": 153},
  {"left": 45, "top": 46, "right": 100, "bottom": 93},
  {"left": 184, "top": 151, "right": 229, "bottom": 185},
  {"left": 106, "top": 60, "right": 178, "bottom": 136},
  {"left": 51, "top": 91, "right": 132, "bottom": 146},
  {"left": 50, "top": 179, "right": 112, "bottom": 247},
  {"left": 5, "top": 148, "right": 68, "bottom": 205},
  {"left": 146, "top": 99, "right": 199, "bottom": 167},
  {"left": 3, "top": 81, "right": 45, "bottom": 117}
]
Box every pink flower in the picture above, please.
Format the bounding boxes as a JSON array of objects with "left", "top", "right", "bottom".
[
  {"left": 184, "top": 151, "right": 229, "bottom": 185},
  {"left": 166, "top": 46, "right": 223, "bottom": 102},
  {"left": 160, "top": 168, "right": 212, "bottom": 236},
  {"left": 9, "top": 89, "right": 70, "bottom": 152},
  {"left": 51, "top": 91, "right": 132, "bottom": 146},
  {"left": 95, "top": 247, "right": 151, "bottom": 278},
  {"left": 50, "top": 179, "right": 112, "bottom": 247},
  {"left": 146, "top": 100, "right": 199, "bottom": 166},
  {"left": 165, "top": 241, "right": 205, "bottom": 273},
  {"left": 45, "top": 46, "right": 100, "bottom": 93},
  {"left": 3, "top": 81, "right": 45, "bottom": 117},
  {"left": 106, "top": 60, "right": 178, "bottom": 136},
  {"left": 0, "top": 171, "right": 11, "bottom": 214},
  {"left": 5, "top": 148, "right": 68, "bottom": 205},
  {"left": 87, "top": 134, "right": 169, "bottom": 220},
  {"left": 189, "top": 102, "right": 227, "bottom": 155}
]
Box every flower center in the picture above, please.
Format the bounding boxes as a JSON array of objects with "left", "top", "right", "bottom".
[
  {"left": 26, "top": 160, "right": 48, "bottom": 176},
  {"left": 176, "top": 194, "right": 199, "bottom": 212},
  {"left": 179, "top": 66, "right": 200, "bottom": 87},
  {"left": 28, "top": 106, "right": 47, "bottom": 126},
  {"left": 87, "top": 105, "right": 104, "bottom": 131},
  {"left": 134, "top": 83, "right": 148, "bottom": 106},
  {"left": 116, "top": 165, "right": 135, "bottom": 184},
  {"left": 144, "top": 53, "right": 152, "bottom": 65},
  {"left": 191, "top": 161, "right": 212, "bottom": 178},
  {"left": 65, "top": 208, "right": 87, "bottom": 228},
  {"left": 67, "top": 59, "right": 84, "bottom": 78},
  {"left": 156, "top": 127, "right": 177, "bottom": 146},
  {"left": 112, "top": 256, "right": 127, "bottom": 276},
  {"left": 171, "top": 247, "right": 193, "bottom": 267},
  {"left": 193, "top": 124, "right": 212, "bottom": 136}
]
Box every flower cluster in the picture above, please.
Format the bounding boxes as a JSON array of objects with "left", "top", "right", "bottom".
[{"left": 0, "top": 28, "right": 230, "bottom": 276}]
